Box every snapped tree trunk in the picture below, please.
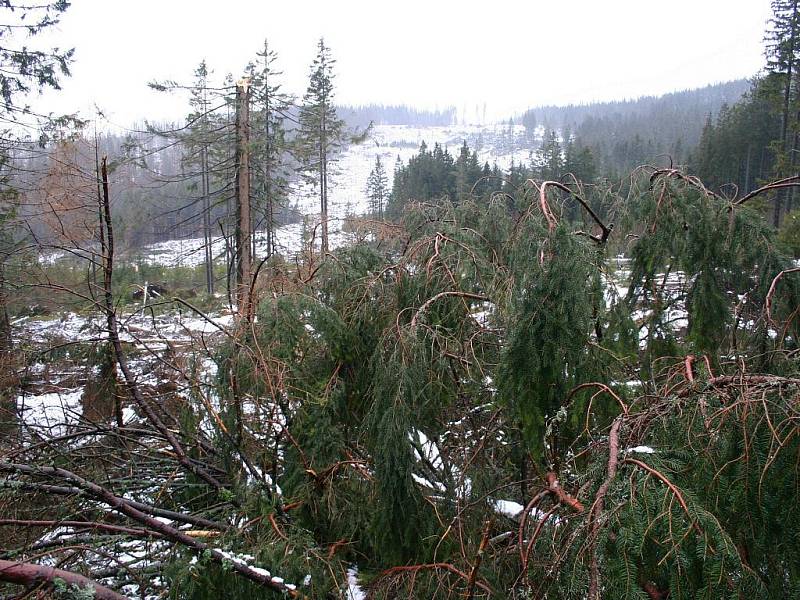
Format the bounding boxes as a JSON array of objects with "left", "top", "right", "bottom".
[{"left": 235, "top": 79, "right": 252, "bottom": 320}]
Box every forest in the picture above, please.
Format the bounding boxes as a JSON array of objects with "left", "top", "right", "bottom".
[{"left": 1, "top": 1, "right": 800, "bottom": 599}]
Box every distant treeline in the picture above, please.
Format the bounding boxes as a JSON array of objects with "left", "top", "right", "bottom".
[
  {"left": 389, "top": 131, "right": 601, "bottom": 225},
  {"left": 520, "top": 80, "right": 750, "bottom": 176},
  {"left": 339, "top": 104, "right": 457, "bottom": 128},
  {"left": 692, "top": 79, "right": 780, "bottom": 198}
]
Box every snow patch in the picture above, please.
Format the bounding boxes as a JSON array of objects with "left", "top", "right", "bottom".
[
  {"left": 626, "top": 446, "right": 656, "bottom": 454},
  {"left": 346, "top": 567, "right": 366, "bottom": 600}
]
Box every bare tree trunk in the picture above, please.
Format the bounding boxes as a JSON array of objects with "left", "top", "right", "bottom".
[
  {"left": 320, "top": 99, "right": 328, "bottom": 254},
  {"left": 202, "top": 143, "right": 213, "bottom": 295},
  {"left": 0, "top": 260, "right": 15, "bottom": 436},
  {"left": 264, "top": 80, "right": 274, "bottom": 258},
  {"left": 235, "top": 79, "right": 252, "bottom": 320},
  {"left": 0, "top": 262, "right": 10, "bottom": 354},
  {"left": 93, "top": 157, "right": 124, "bottom": 429},
  {"left": 744, "top": 143, "right": 752, "bottom": 193},
  {"left": 775, "top": 0, "right": 799, "bottom": 228},
  {"left": 99, "top": 157, "right": 223, "bottom": 489}
]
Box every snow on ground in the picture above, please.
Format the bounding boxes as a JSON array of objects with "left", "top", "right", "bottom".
[
  {"left": 16, "top": 389, "right": 83, "bottom": 435},
  {"left": 345, "top": 567, "right": 366, "bottom": 600},
  {"left": 19, "top": 311, "right": 104, "bottom": 344},
  {"left": 12, "top": 306, "right": 233, "bottom": 435},
  {"left": 138, "top": 123, "right": 540, "bottom": 267}
]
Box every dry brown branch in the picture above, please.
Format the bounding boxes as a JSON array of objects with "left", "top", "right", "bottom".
[
  {"left": 587, "top": 417, "right": 622, "bottom": 600},
  {"left": 534, "top": 180, "right": 613, "bottom": 242},
  {"left": 373, "top": 562, "right": 494, "bottom": 596},
  {"left": 684, "top": 354, "right": 696, "bottom": 384},
  {"left": 521, "top": 505, "right": 558, "bottom": 576},
  {"left": 623, "top": 457, "right": 698, "bottom": 533},
  {"left": 566, "top": 382, "right": 629, "bottom": 415},
  {"left": 97, "top": 157, "right": 223, "bottom": 491},
  {"left": 641, "top": 580, "right": 669, "bottom": 599},
  {"left": 517, "top": 490, "right": 549, "bottom": 571},
  {"left": 0, "top": 462, "right": 305, "bottom": 597},
  {"left": 678, "top": 374, "right": 800, "bottom": 398},
  {"left": 648, "top": 168, "right": 721, "bottom": 201},
  {"left": 734, "top": 174, "right": 800, "bottom": 206},
  {"left": 0, "top": 559, "right": 128, "bottom": 599},
  {"left": 268, "top": 512, "right": 288, "bottom": 541},
  {"left": 465, "top": 519, "right": 492, "bottom": 600},
  {"left": 765, "top": 267, "right": 800, "bottom": 328},
  {"left": 0, "top": 519, "right": 164, "bottom": 539},
  {"left": 545, "top": 471, "right": 585, "bottom": 512},
  {"left": 409, "top": 291, "right": 489, "bottom": 331}
]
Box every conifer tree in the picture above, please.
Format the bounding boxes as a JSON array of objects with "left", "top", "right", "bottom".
[
  {"left": 1, "top": 0, "right": 74, "bottom": 349},
  {"left": 0, "top": 1, "right": 73, "bottom": 110},
  {"left": 564, "top": 138, "right": 597, "bottom": 184},
  {"left": 247, "top": 40, "right": 290, "bottom": 259},
  {"left": 534, "top": 129, "right": 564, "bottom": 180},
  {"left": 765, "top": 0, "right": 800, "bottom": 224},
  {"left": 296, "top": 38, "right": 345, "bottom": 253},
  {"left": 454, "top": 140, "right": 481, "bottom": 201},
  {"left": 187, "top": 61, "right": 215, "bottom": 294},
  {"left": 365, "top": 155, "right": 388, "bottom": 218},
  {"left": 149, "top": 61, "right": 237, "bottom": 294}
]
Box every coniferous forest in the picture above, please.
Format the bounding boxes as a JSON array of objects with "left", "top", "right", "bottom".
[{"left": 1, "top": 2, "right": 800, "bottom": 599}]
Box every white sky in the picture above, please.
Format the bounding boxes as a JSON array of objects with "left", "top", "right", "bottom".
[{"left": 26, "top": 0, "right": 773, "bottom": 127}]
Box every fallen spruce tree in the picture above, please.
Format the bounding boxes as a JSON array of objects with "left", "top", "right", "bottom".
[{"left": 1, "top": 167, "right": 799, "bottom": 598}]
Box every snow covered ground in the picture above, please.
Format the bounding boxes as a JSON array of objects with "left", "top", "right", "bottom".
[
  {"left": 141, "top": 122, "right": 537, "bottom": 267},
  {"left": 12, "top": 306, "right": 234, "bottom": 438}
]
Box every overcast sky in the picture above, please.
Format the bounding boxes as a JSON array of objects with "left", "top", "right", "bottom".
[{"left": 28, "top": 0, "right": 773, "bottom": 127}]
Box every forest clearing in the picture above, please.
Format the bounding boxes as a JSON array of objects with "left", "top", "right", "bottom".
[{"left": 1, "top": 1, "right": 799, "bottom": 598}]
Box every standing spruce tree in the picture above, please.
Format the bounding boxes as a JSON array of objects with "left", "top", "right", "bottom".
[
  {"left": 149, "top": 61, "right": 236, "bottom": 294},
  {"left": 534, "top": 128, "right": 565, "bottom": 181},
  {"left": 765, "top": 0, "right": 800, "bottom": 225},
  {"left": 187, "top": 61, "right": 216, "bottom": 294},
  {"left": 365, "top": 155, "right": 388, "bottom": 218},
  {"left": 692, "top": 81, "right": 780, "bottom": 195},
  {"left": 454, "top": 140, "right": 481, "bottom": 201},
  {"left": 296, "top": 38, "right": 345, "bottom": 253},
  {"left": 247, "top": 40, "right": 290, "bottom": 259}
]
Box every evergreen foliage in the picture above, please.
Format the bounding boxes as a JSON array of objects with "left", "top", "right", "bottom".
[
  {"left": 365, "top": 155, "right": 389, "bottom": 218},
  {"left": 203, "top": 161, "right": 800, "bottom": 597},
  {"left": 689, "top": 2, "right": 800, "bottom": 225},
  {"left": 532, "top": 129, "right": 564, "bottom": 181},
  {"left": 295, "top": 38, "right": 346, "bottom": 253},
  {"left": 388, "top": 141, "right": 504, "bottom": 216},
  {"left": 777, "top": 206, "right": 800, "bottom": 255},
  {"left": 247, "top": 40, "right": 291, "bottom": 259},
  {"left": 522, "top": 80, "right": 749, "bottom": 178},
  {"left": 692, "top": 80, "right": 780, "bottom": 196},
  {"left": 6, "top": 7, "right": 800, "bottom": 599},
  {"left": 0, "top": 1, "right": 73, "bottom": 108}
]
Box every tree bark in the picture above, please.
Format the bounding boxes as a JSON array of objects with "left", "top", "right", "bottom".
[
  {"left": 235, "top": 79, "right": 252, "bottom": 320},
  {"left": 0, "top": 559, "right": 128, "bottom": 600},
  {"left": 775, "top": 0, "right": 799, "bottom": 228},
  {"left": 320, "top": 96, "right": 328, "bottom": 253}
]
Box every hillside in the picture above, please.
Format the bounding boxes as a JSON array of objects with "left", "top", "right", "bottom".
[{"left": 520, "top": 79, "right": 751, "bottom": 173}]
